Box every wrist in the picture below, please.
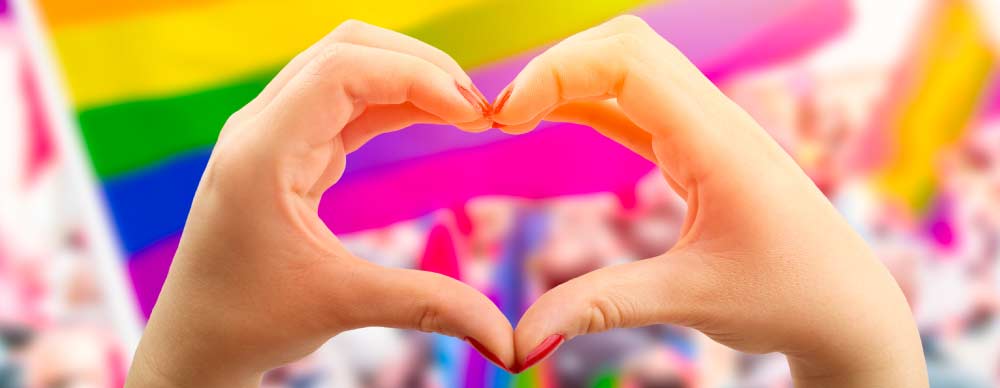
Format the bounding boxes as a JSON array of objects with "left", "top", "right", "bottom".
[
  {"left": 788, "top": 356, "right": 927, "bottom": 388},
  {"left": 784, "top": 310, "right": 928, "bottom": 388},
  {"left": 126, "top": 339, "right": 263, "bottom": 388},
  {"left": 126, "top": 298, "right": 266, "bottom": 388}
]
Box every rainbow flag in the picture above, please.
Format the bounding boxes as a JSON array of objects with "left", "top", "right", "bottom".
[
  {"left": 31, "top": 0, "right": 849, "bottom": 320},
  {"left": 873, "top": 0, "right": 996, "bottom": 212}
]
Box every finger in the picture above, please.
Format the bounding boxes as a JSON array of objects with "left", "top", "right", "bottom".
[
  {"left": 546, "top": 100, "right": 689, "bottom": 198},
  {"left": 340, "top": 104, "right": 492, "bottom": 153},
  {"left": 530, "top": 16, "right": 691, "bottom": 193},
  {"left": 492, "top": 109, "right": 554, "bottom": 134},
  {"left": 490, "top": 37, "right": 616, "bottom": 132},
  {"left": 534, "top": 16, "right": 694, "bottom": 196},
  {"left": 326, "top": 20, "right": 478, "bottom": 91},
  {"left": 547, "top": 100, "right": 655, "bottom": 161},
  {"left": 493, "top": 30, "right": 753, "bottom": 190},
  {"left": 306, "top": 135, "right": 348, "bottom": 200},
  {"left": 234, "top": 32, "right": 331, "bottom": 117},
  {"left": 490, "top": 14, "right": 666, "bottom": 131},
  {"left": 511, "top": 249, "right": 717, "bottom": 372},
  {"left": 559, "top": 15, "right": 718, "bottom": 105},
  {"left": 263, "top": 43, "right": 487, "bottom": 148},
  {"left": 340, "top": 104, "right": 442, "bottom": 153},
  {"left": 347, "top": 266, "right": 516, "bottom": 371},
  {"left": 325, "top": 20, "right": 491, "bottom": 117},
  {"left": 536, "top": 14, "right": 701, "bottom": 144},
  {"left": 560, "top": 14, "right": 663, "bottom": 45},
  {"left": 243, "top": 20, "right": 486, "bottom": 117}
]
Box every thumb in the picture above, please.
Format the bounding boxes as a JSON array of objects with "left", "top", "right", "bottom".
[
  {"left": 347, "top": 266, "right": 515, "bottom": 370},
  {"left": 511, "top": 249, "right": 717, "bottom": 372}
]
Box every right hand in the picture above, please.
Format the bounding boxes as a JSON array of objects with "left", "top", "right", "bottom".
[
  {"left": 493, "top": 15, "right": 928, "bottom": 387},
  {"left": 126, "top": 20, "right": 510, "bottom": 388}
]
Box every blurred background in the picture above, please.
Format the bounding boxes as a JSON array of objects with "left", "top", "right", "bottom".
[{"left": 1, "top": 0, "right": 999, "bottom": 387}]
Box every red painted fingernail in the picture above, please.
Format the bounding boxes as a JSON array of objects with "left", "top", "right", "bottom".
[
  {"left": 514, "top": 334, "right": 564, "bottom": 373},
  {"left": 456, "top": 80, "right": 490, "bottom": 116},
  {"left": 465, "top": 337, "right": 507, "bottom": 370},
  {"left": 492, "top": 85, "right": 514, "bottom": 115},
  {"left": 471, "top": 84, "right": 490, "bottom": 108}
]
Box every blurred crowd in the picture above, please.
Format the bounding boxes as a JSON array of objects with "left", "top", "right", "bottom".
[
  {"left": 2, "top": 0, "right": 1000, "bottom": 387},
  {"left": 2, "top": 3, "right": 128, "bottom": 386}
]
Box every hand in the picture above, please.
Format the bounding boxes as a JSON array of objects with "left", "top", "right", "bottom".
[
  {"left": 125, "top": 20, "right": 513, "bottom": 388},
  {"left": 493, "top": 15, "right": 928, "bottom": 386}
]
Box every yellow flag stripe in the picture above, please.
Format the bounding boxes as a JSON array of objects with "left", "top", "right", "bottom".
[
  {"left": 878, "top": 0, "right": 995, "bottom": 210},
  {"left": 48, "top": 0, "right": 480, "bottom": 109}
]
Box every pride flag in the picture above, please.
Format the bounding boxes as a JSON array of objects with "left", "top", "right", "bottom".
[
  {"left": 873, "top": 0, "right": 996, "bottom": 211},
  {"left": 31, "top": 0, "right": 849, "bottom": 319}
]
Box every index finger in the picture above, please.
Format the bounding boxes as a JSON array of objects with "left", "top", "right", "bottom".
[
  {"left": 242, "top": 20, "right": 487, "bottom": 118},
  {"left": 261, "top": 43, "right": 486, "bottom": 148},
  {"left": 491, "top": 23, "right": 766, "bottom": 190}
]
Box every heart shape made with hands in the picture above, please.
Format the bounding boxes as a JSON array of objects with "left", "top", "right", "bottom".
[
  {"left": 179, "top": 15, "right": 913, "bottom": 383},
  {"left": 329, "top": 37, "right": 683, "bottom": 374},
  {"left": 177, "top": 17, "right": 688, "bottom": 378},
  {"left": 274, "top": 17, "right": 703, "bottom": 374},
  {"left": 221, "top": 17, "right": 691, "bottom": 374}
]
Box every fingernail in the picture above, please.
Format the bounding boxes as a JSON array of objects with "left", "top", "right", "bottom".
[
  {"left": 514, "top": 334, "right": 564, "bottom": 373},
  {"left": 471, "top": 84, "right": 490, "bottom": 108},
  {"left": 492, "top": 85, "right": 514, "bottom": 115},
  {"left": 464, "top": 337, "right": 507, "bottom": 370},
  {"left": 456, "top": 81, "right": 490, "bottom": 116}
]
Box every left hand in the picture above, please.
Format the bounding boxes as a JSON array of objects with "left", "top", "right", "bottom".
[{"left": 492, "top": 15, "right": 926, "bottom": 386}]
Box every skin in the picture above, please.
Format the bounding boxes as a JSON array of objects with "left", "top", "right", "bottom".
[
  {"left": 126, "top": 17, "right": 928, "bottom": 387},
  {"left": 125, "top": 20, "right": 510, "bottom": 388},
  {"left": 493, "top": 15, "right": 927, "bottom": 386}
]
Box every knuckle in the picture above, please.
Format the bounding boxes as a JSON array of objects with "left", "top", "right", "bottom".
[
  {"left": 417, "top": 303, "right": 442, "bottom": 334},
  {"left": 609, "top": 33, "right": 643, "bottom": 55},
  {"left": 535, "top": 54, "right": 562, "bottom": 81},
  {"left": 222, "top": 109, "right": 248, "bottom": 129},
  {"left": 413, "top": 272, "right": 454, "bottom": 335},
  {"left": 584, "top": 294, "right": 626, "bottom": 334},
  {"left": 330, "top": 19, "right": 367, "bottom": 39},
  {"left": 314, "top": 42, "right": 355, "bottom": 72},
  {"left": 216, "top": 111, "right": 247, "bottom": 143},
  {"left": 201, "top": 142, "right": 245, "bottom": 194},
  {"left": 537, "top": 45, "right": 573, "bottom": 78},
  {"left": 322, "top": 41, "right": 353, "bottom": 59},
  {"left": 609, "top": 14, "right": 649, "bottom": 31}
]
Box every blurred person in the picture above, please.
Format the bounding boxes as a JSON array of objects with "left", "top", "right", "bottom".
[
  {"left": 614, "top": 170, "right": 687, "bottom": 260},
  {"left": 940, "top": 123, "right": 1000, "bottom": 265},
  {"left": 618, "top": 346, "right": 695, "bottom": 388},
  {"left": 340, "top": 220, "right": 426, "bottom": 272},
  {"left": 926, "top": 122, "right": 1000, "bottom": 385},
  {"left": 529, "top": 170, "right": 686, "bottom": 293},
  {"left": 125, "top": 17, "right": 927, "bottom": 388},
  {"left": 21, "top": 326, "right": 124, "bottom": 388},
  {"left": 464, "top": 197, "right": 523, "bottom": 292},
  {"left": 723, "top": 67, "right": 892, "bottom": 196},
  {"left": 523, "top": 187, "right": 696, "bottom": 386},
  {"left": 365, "top": 337, "right": 427, "bottom": 388},
  {"left": 465, "top": 197, "right": 520, "bottom": 263},
  {"left": 0, "top": 325, "right": 32, "bottom": 388},
  {"left": 529, "top": 193, "right": 627, "bottom": 291}
]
